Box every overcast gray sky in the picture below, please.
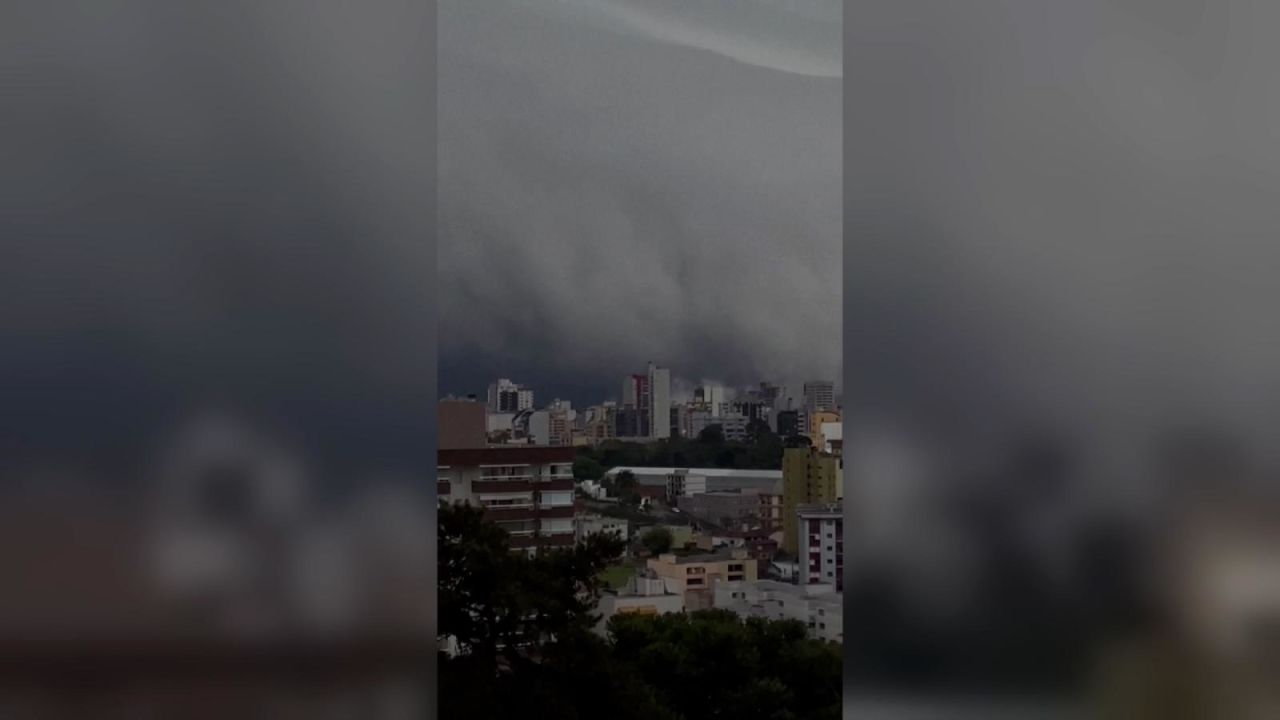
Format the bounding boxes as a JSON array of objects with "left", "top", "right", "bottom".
[
  {"left": 845, "top": 0, "right": 1280, "bottom": 609},
  {"left": 438, "top": 0, "right": 842, "bottom": 405},
  {"left": 3, "top": 2, "right": 434, "bottom": 485}
]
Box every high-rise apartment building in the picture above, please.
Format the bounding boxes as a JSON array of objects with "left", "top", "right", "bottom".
[
  {"left": 797, "top": 503, "right": 843, "bottom": 591},
  {"left": 781, "top": 445, "right": 840, "bottom": 554},
  {"left": 487, "top": 378, "right": 534, "bottom": 413},
  {"left": 803, "top": 381, "right": 835, "bottom": 412},
  {"left": 528, "top": 408, "right": 571, "bottom": 447},
  {"left": 622, "top": 373, "right": 651, "bottom": 437},
  {"left": 437, "top": 446, "right": 577, "bottom": 555},
  {"left": 694, "top": 384, "right": 728, "bottom": 415},
  {"left": 648, "top": 362, "right": 671, "bottom": 439}
]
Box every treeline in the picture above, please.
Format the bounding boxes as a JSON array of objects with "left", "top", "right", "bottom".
[
  {"left": 573, "top": 422, "right": 794, "bottom": 480},
  {"left": 438, "top": 503, "right": 842, "bottom": 720}
]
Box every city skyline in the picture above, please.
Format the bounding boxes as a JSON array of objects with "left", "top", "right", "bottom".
[{"left": 440, "top": 367, "right": 842, "bottom": 412}]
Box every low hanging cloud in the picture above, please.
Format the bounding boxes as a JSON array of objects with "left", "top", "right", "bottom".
[
  {"left": 438, "top": 0, "right": 841, "bottom": 402},
  {"left": 848, "top": 0, "right": 1280, "bottom": 454}
]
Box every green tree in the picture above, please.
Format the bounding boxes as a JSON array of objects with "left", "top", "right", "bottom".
[
  {"left": 438, "top": 502, "right": 668, "bottom": 719},
  {"left": 698, "top": 424, "right": 725, "bottom": 444},
  {"left": 641, "top": 525, "right": 674, "bottom": 555},
  {"left": 573, "top": 455, "right": 604, "bottom": 481},
  {"left": 608, "top": 610, "right": 842, "bottom": 720}
]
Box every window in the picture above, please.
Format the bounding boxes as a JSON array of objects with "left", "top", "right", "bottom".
[
  {"left": 819, "top": 623, "right": 825, "bottom": 630},
  {"left": 687, "top": 578, "right": 704, "bottom": 587},
  {"left": 728, "top": 564, "right": 744, "bottom": 572},
  {"left": 818, "top": 609, "right": 824, "bottom": 616}
]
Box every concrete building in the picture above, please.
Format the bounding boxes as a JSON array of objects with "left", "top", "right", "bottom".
[
  {"left": 437, "top": 446, "right": 577, "bottom": 555},
  {"left": 758, "top": 491, "right": 784, "bottom": 531},
  {"left": 647, "top": 547, "right": 757, "bottom": 611},
  {"left": 575, "top": 512, "right": 628, "bottom": 545},
  {"left": 677, "top": 488, "right": 783, "bottom": 532},
  {"left": 715, "top": 579, "right": 842, "bottom": 643},
  {"left": 663, "top": 469, "right": 708, "bottom": 504},
  {"left": 678, "top": 491, "right": 762, "bottom": 527},
  {"left": 693, "top": 526, "right": 780, "bottom": 563},
  {"left": 487, "top": 378, "right": 533, "bottom": 413},
  {"left": 775, "top": 410, "right": 800, "bottom": 437},
  {"left": 819, "top": 421, "right": 842, "bottom": 453},
  {"left": 648, "top": 362, "right": 671, "bottom": 440},
  {"left": 797, "top": 503, "right": 843, "bottom": 591},
  {"left": 604, "top": 467, "right": 782, "bottom": 495},
  {"left": 782, "top": 447, "right": 840, "bottom": 554},
  {"left": 595, "top": 570, "right": 685, "bottom": 635},
  {"left": 803, "top": 381, "right": 835, "bottom": 412},
  {"left": 693, "top": 384, "right": 728, "bottom": 416},
  {"left": 688, "top": 410, "right": 749, "bottom": 442},
  {"left": 438, "top": 399, "right": 487, "bottom": 450},
  {"left": 527, "top": 408, "right": 571, "bottom": 447}
]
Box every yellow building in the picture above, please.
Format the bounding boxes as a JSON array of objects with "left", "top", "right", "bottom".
[
  {"left": 782, "top": 446, "right": 840, "bottom": 554},
  {"left": 646, "top": 547, "right": 757, "bottom": 610}
]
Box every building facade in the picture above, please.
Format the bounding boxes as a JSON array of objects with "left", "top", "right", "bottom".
[
  {"left": 782, "top": 446, "right": 840, "bottom": 554},
  {"left": 575, "top": 512, "right": 629, "bottom": 545},
  {"left": 437, "top": 446, "right": 577, "bottom": 554},
  {"left": 797, "top": 503, "right": 843, "bottom": 591},
  {"left": 677, "top": 491, "right": 761, "bottom": 526},
  {"left": 803, "top": 381, "right": 835, "bottom": 412},
  {"left": 715, "top": 579, "right": 842, "bottom": 643},
  {"left": 648, "top": 362, "right": 671, "bottom": 440},
  {"left": 487, "top": 378, "right": 533, "bottom": 413},
  {"left": 646, "top": 548, "right": 757, "bottom": 611},
  {"left": 595, "top": 571, "right": 685, "bottom": 635},
  {"left": 438, "top": 399, "right": 487, "bottom": 450},
  {"left": 688, "top": 410, "right": 749, "bottom": 442}
]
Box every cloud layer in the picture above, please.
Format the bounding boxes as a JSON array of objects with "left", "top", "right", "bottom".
[{"left": 438, "top": 0, "right": 841, "bottom": 403}]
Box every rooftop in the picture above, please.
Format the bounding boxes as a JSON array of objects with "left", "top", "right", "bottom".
[{"left": 656, "top": 548, "right": 749, "bottom": 565}]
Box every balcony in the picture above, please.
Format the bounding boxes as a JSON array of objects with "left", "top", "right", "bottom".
[
  {"left": 537, "top": 505, "right": 575, "bottom": 520},
  {"left": 473, "top": 477, "right": 573, "bottom": 494},
  {"left": 480, "top": 473, "right": 533, "bottom": 482},
  {"left": 485, "top": 506, "right": 538, "bottom": 522},
  {"left": 437, "top": 481, "right": 451, "bottom": 496}
]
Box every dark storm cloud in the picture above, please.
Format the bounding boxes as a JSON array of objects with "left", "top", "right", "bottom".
[
  {"left": 438, "top": 0, "right": 841, "bottom": 403},
  {"left": 847, "top": 0, "right": 1280, "bottom": 457},
  {"left": 2, "top": 2, "right": 434, "bottom": 480}
]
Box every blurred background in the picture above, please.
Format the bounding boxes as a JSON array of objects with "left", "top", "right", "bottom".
[
  {"left": 1, "top": 2, "right": 435, "bottom": 717},
  {"left": 846, "top": 1, "right": 1280, "bottom": 717}
]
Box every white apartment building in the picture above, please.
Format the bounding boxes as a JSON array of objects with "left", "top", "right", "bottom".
[
  {"left": 715, "top": 579, "right": 843, "bottom": 643},
  {"left": 487, "top": 378, "right": 534, "bottom": 413},
  {"left": 575, "top": 512, "right": 629, "bottom": 544},
  {"left": 797, "top": 503, "right": 843, "bottom": 591},
  {"left": 648, "top": 362, "right": 671, "bottom": 440},
  {"left": 688, "top": 410, "right": 749, "bottom": 442},
  {"left": 595, "top": 571, "right": 685, "bottom": 635}
]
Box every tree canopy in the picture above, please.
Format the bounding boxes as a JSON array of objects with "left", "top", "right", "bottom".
[
  {"left": 578, "top": 428, "right": 784, "bottom": 474},
  {"left": 439, "top": 502, "right": 843, "bottom": 720}
]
